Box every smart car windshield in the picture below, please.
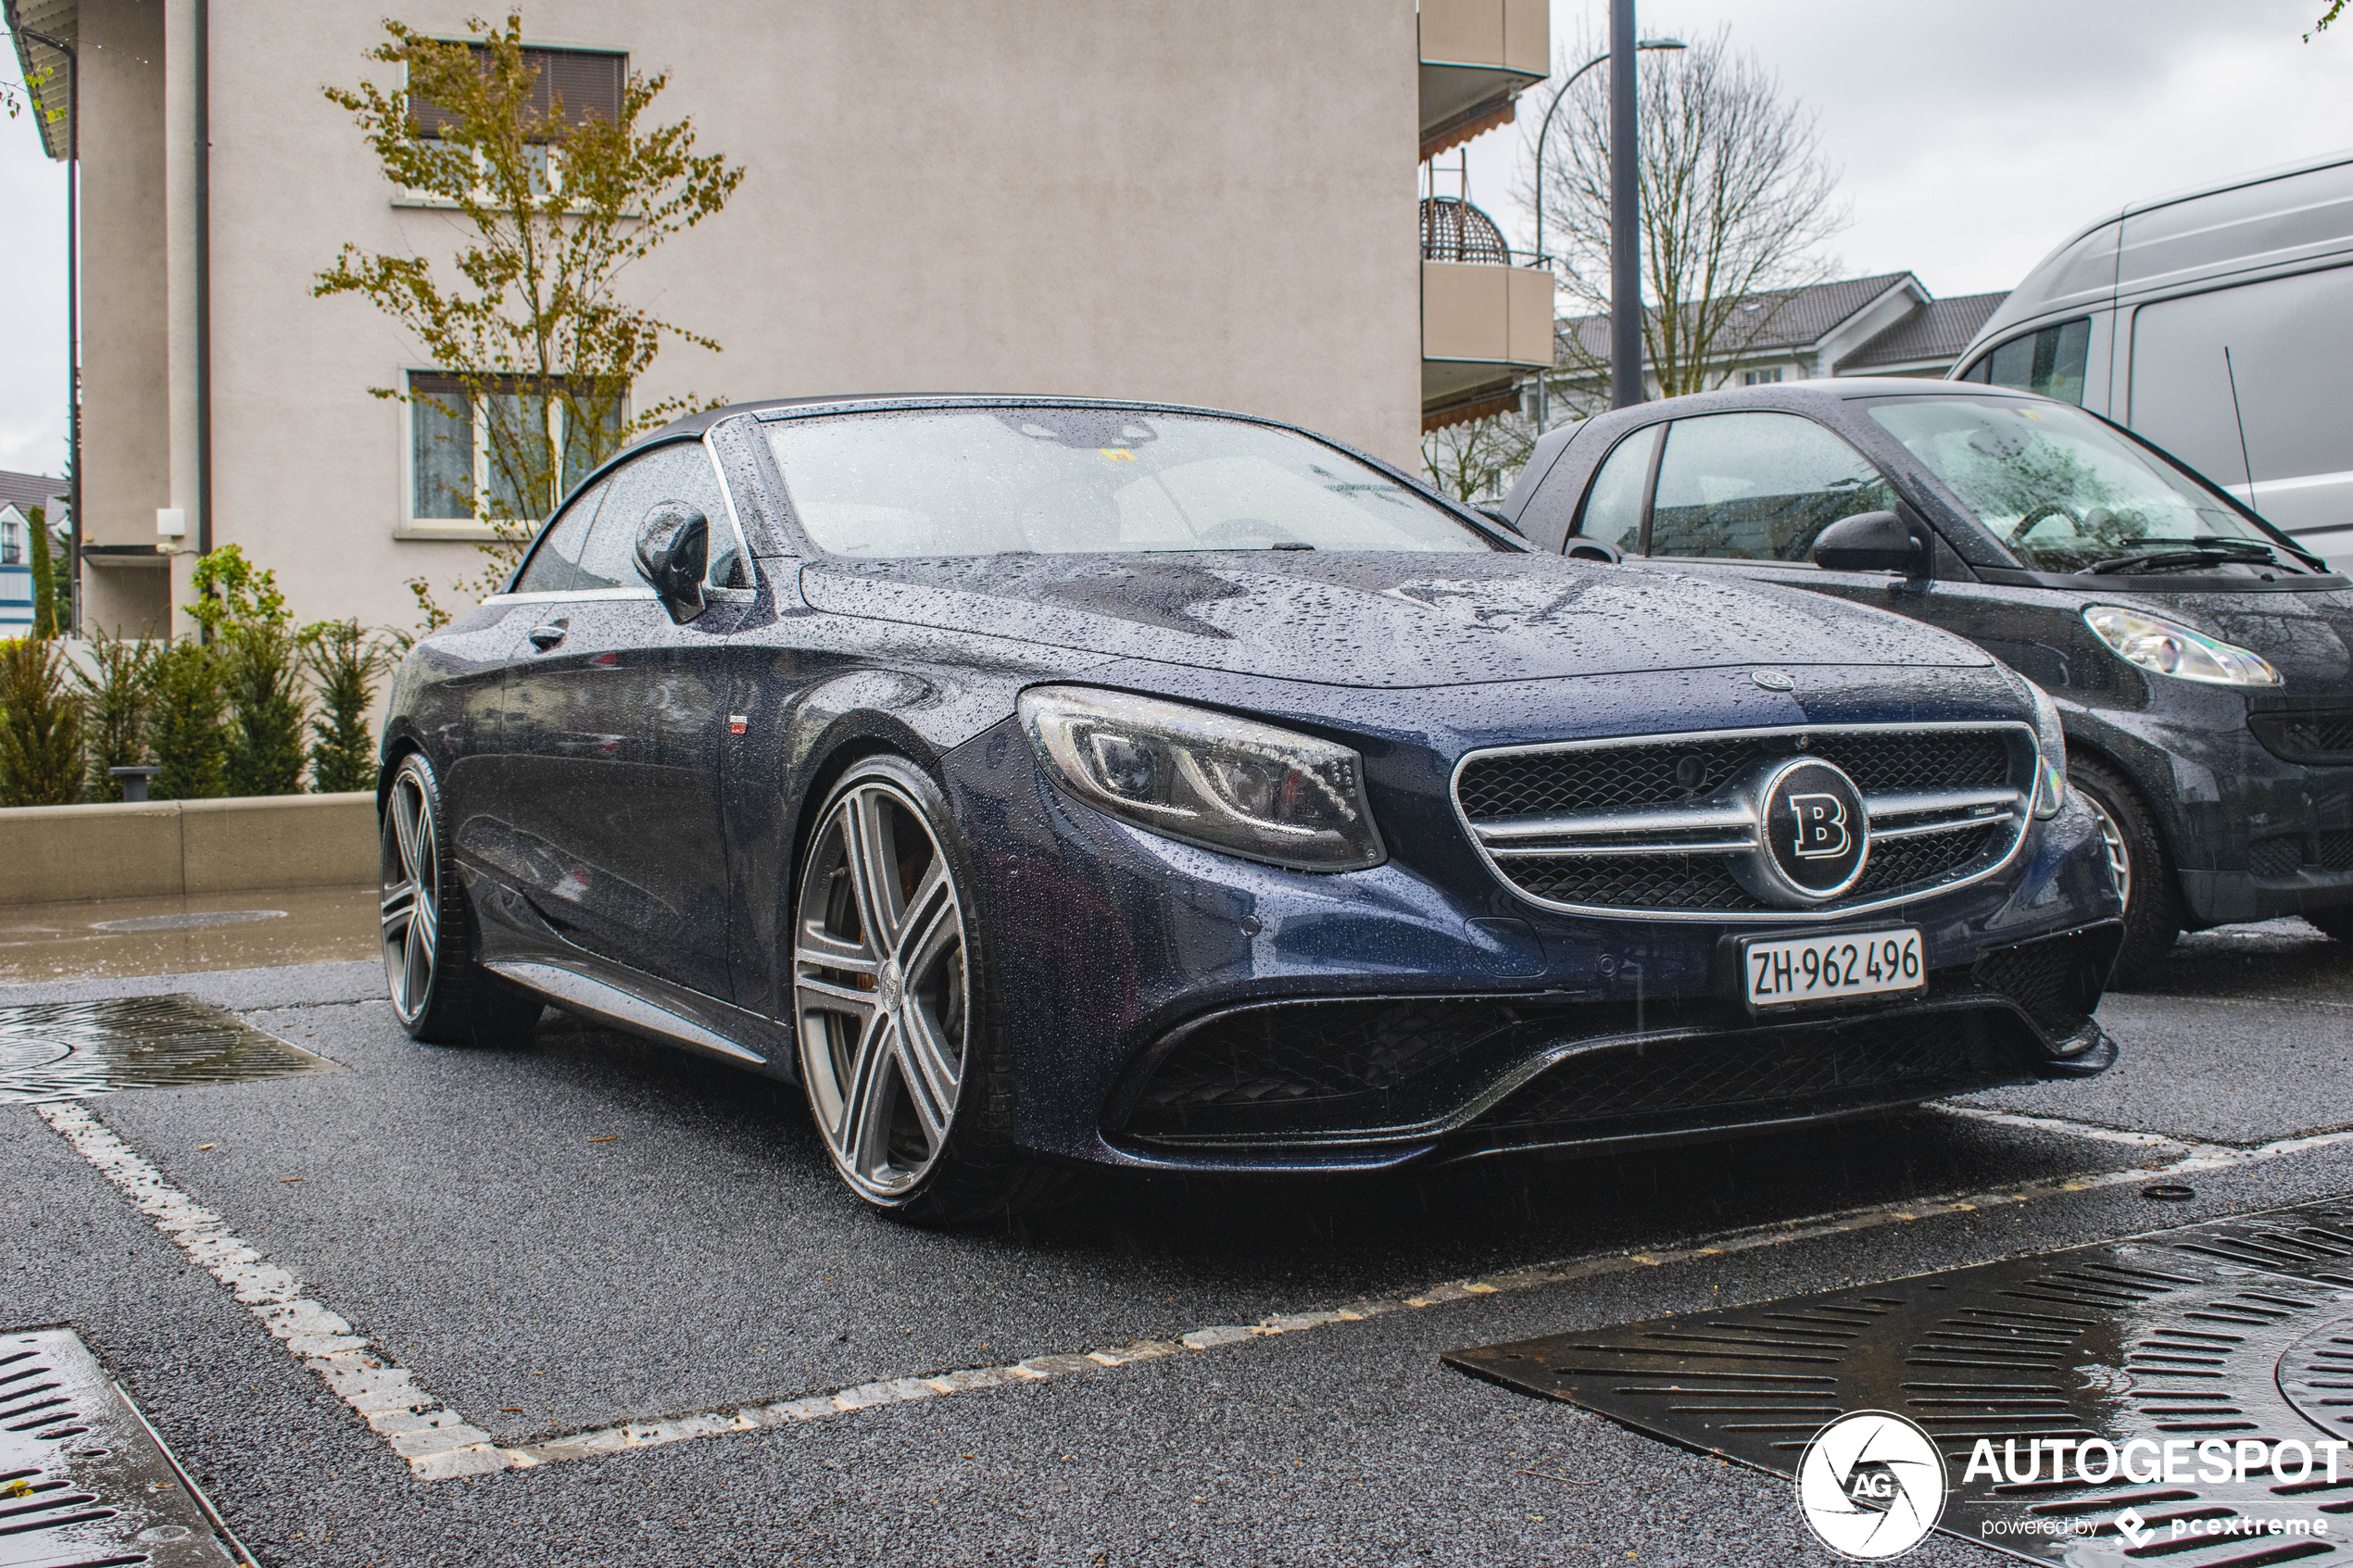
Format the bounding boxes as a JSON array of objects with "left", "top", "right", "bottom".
[
  {"left": 763, "top": 408, "right": 1500, "bottom": 558},
  {"left": 1866, "top": 396, "right": 2303, "bottom": 575}
]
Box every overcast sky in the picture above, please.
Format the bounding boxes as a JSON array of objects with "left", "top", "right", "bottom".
[{"left": 3, "top": 3, "right": 2348, "bottom": 479}]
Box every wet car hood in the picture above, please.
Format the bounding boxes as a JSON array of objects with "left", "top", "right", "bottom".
[{"left": 796, "top": 553, "right": 1991, "bottom": 688}]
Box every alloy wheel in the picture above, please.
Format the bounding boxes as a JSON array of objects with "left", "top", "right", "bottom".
[
  {"left": 380, "top": 769, "right": 440, "bottom": 1025},
  {"left": 2081, "top": 787, "right": 2133, "bottom": 909},
  {"left": 793, "top": 777, "right": 970, "bottom": 1202}
]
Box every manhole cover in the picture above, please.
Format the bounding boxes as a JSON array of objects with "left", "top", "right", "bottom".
[
  {"left": 0, "top": 996, "right": 335, "bottom": 1103},
  {"left": 1446, "top": 1199, "right": 2353, "bottom": 1563},
  {"left": 90, "top": 910, "right": 289, "bottom": 934},
  {"left": 0, "top": 1326, "right": 253, "bottom": 1564}
]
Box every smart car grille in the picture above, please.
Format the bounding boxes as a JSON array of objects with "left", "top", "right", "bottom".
[
  {"left": 2249, "top": 710, "right": 2353, "bottom": 766},
  {"left": 1478, "top": 1008, "right": 2038, "bottom": 1134},
  {"left": 1453, "top": 723, "right": 2034, "bottom": 920}
]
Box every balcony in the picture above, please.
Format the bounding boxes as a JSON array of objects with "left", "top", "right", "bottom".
[
  {"left": 1421, "top": 198, "right": 1554, "bottom": 430},
  {"left": 1418, "top": 0, "right": 1548, "bottom": 161}
]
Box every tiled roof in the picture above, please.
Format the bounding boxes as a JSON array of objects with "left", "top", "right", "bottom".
[
  {"left": 1557, "top": 271, "right": 1919, "bottom": 362},
  {"left": 1839, "top": 291, "right": 2008, "bottom": 370},
  {"left": 0, "top": 470, "right": 68, "bottom": 515}
]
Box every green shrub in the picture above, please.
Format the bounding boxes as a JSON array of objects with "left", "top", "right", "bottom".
[
  {"left": 303, "top": 619, "right": 390, "bottom": 794},
  {"left": 223, "top": 621, "right": 307, "bottom": 797},
  {"left": 25, "top": 505, "right": 63, "bottom": 639},
  {"left": 0, "top": 636, "right": 85, "bottom": 806},
  {"left": 76, "top": 632, "right": 157, "bottom": 801},
  {"left": 146, "top": 640, "right": 229, "bottom": 801}
]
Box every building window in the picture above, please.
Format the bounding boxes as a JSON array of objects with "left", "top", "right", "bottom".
[
  {"left": 409, "top": 46, "right": 625, "bottom": 139},
  {"left": 1742, "top": 368, "right": 1784, "bottom": 386},
  {"left": 409, "top": 372, "right": 627, "bottom": 523},
  {"left": 0, "top": 511, "right": 20, "bottom": 566}
]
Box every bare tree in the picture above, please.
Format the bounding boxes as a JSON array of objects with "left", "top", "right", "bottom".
[
  {"left": 1524, "top": 28, "right": 1846, "bottom": 408},
  {"left": 1422, "top": 412, "right": 1535, "bottom": 506}
]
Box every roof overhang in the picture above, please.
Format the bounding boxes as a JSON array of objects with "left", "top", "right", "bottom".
[{"left": 6, "top": 0, "right": 77, "bottom": 160}]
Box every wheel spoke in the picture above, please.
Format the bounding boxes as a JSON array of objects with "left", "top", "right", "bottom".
[
  {"left": 380, "top": 880, "right": 417, "bottom": 931},
  {"left": 893, "top": 999, "right": 959, "bottom": 1149},
  {"left": 393, "top": 785, "right": 423, "bottom": 885},
  {"left": 795, "top": 923, "right": 877, "bottom": 972},
  {"left": 847, "top": 789, "right": 905, "bottom": 955},
  {"left": 794, "top": 971, "right": 880, "bottom": 1017},
  {"left": 403, "top": 920, "right": 431, "bottom": 1013},
  {"left": 893, "top": 856, "right": 952, "bottom": 958},
  {"left": 839, "top": 1014, "right": 900, "bottom": 1171}
]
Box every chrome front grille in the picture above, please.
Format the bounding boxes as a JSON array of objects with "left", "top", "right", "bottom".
[{"left": 1453, "top": 722, "right": 2036, "bottom": 921}]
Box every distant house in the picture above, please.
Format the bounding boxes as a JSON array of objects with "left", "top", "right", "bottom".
[
  {"left": 0, "top": 471, "right": 67, "bottom": 635},
  {"left": 1550, "top": 273, "right": 2007, "bottom": 411}
]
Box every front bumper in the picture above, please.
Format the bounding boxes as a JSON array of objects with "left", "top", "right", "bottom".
[
  {"left": 946, "top": 712, "right": 2124, "bottom": 1174},
  {"left": 2078, "top": 696, "right": 2353, "bottom": 926}
]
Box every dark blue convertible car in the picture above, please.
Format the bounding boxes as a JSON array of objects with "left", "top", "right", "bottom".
[{"left": 379, "top": 396, "right": 2123, "bottom": 1222}]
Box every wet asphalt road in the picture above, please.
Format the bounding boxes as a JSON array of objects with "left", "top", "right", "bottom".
[{"left": 6, "top": 920, "right": 2352, "bottom": 1566}]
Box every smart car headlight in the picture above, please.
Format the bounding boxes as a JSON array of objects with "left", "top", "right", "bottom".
[
  {"left": 1018, "top": 686, "right": 1386, "bottom": 872},
  {"left": 2083, "top": 605, "right": 2281, "bottom": 687}
]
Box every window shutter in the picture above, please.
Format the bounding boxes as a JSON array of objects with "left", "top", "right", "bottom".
[
  {"left": 409, "top": 45, "right": 624, "bottom": 139},
  {"left": 533, "top": 49, "right": 625, "bottom": 130}
]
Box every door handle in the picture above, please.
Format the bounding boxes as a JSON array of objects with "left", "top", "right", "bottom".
[{"left": 527, "top": 621, "right": 569, "bottom": 650}]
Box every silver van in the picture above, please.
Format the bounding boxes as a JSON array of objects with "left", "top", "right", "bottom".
[{"left": 1953, "top": 147, "right": 2353, "bottom": 569}]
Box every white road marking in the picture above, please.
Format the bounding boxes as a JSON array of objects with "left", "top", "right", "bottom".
[{"left": 39, "top": 1097, "right": 2353, "bottom": 1480}]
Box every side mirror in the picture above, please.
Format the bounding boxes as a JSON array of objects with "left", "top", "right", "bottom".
[
  {"left": 1566, "top": 537, "right": 1623, "bottom": 564},
  {"left": 1812, "top": 510, "right": 1930, "bottom": 577},
  {"left": 635, "top": 502, "right": 709, "bottom": 622}
]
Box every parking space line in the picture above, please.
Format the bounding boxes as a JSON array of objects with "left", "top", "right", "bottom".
[{"left": 37, "top": 1098, "right": 2353, "bottom": 1481}]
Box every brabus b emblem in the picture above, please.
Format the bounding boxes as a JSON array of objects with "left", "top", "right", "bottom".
[
  {"left": 1728, "top": 757, "right": 1871, "bottom": 907},
  {"left": 1789, "top": 792, "right": 1851, "bottom": 859}
]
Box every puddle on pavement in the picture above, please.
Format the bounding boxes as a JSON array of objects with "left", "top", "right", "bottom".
[
  {"left": 0, "top": 884, "right": 378, "bottom": 985},
  {"left": 0, "top": 995, "right": 339, "bottom": 1103}
]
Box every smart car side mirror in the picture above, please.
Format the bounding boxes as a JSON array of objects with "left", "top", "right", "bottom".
[
  {"left": 1812, "top": 510, "right": 1929, "bottom": 577},
  {"left": 1566, "top": 537, "right": 1623, "bottom": 564},
  {"left": 635, "top": 503, "right": 709, "bottom": 623}
]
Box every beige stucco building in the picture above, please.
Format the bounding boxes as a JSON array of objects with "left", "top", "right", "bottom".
[{"left": 14, "top": 0, "right": 1552, "bottom": 639}]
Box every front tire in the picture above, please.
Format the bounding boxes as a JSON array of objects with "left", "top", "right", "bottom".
[
  {"left": 790, "top": 755, "right": 1068, "bottom": 1224},
  {"left": 2069, "top": 755, "right": 2180, "bottom": 987},
  {"left": 381, "top": 752, "right": 544, "bottom": 1046}
]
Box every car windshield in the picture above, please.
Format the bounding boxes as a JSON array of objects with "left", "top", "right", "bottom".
[
  {"left": 1866, "top": 396, "right": 2295, "bottom": 575},
  {"left": 763, "top": 408, "right": 1499, "bottom": 558}
]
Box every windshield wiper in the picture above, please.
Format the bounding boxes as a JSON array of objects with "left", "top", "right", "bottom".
[{"left": 2084, "top": 538, "right": 2289, "bottom": 575}]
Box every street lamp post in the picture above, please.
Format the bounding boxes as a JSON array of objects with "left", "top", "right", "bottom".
[{"left": 1529, "top": 32, "right": 1683, "bottom": 432}]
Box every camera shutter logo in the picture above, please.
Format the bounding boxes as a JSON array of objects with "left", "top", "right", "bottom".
[{"left": 1795, "top": 1411, "right": 1947, "bottom": 1559}]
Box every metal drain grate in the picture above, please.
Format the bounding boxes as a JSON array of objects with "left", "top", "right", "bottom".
[
  {"left": 0, "top": 997, "right": 334, "bottom": 1104},
  {"left": 1446, "top": 1199, "right": 2353, "bottom": 1564},
  {"left": 0, "top": 1327, "right": 252, "bottom": 1566}
]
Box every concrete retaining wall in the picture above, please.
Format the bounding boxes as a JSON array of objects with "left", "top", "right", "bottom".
[{"left": 0, "top": 793, "right": 377, "bottom": 905}]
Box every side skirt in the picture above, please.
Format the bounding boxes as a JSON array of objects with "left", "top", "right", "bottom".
[{"left": 483, "top": 954, "right": 795, "bottom": 1077}]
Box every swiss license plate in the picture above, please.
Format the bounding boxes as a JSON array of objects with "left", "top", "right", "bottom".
[{"left": 1742, "top": 928, "right": 1924, "bottom": 1008}]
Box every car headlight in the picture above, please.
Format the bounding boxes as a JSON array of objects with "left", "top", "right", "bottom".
[
  {"left": 2083, "top": 605, "right": 2282, "bottom": 687},
  {"left": 1018, "top": 686, "right": 1386, "bottom": 872}
]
